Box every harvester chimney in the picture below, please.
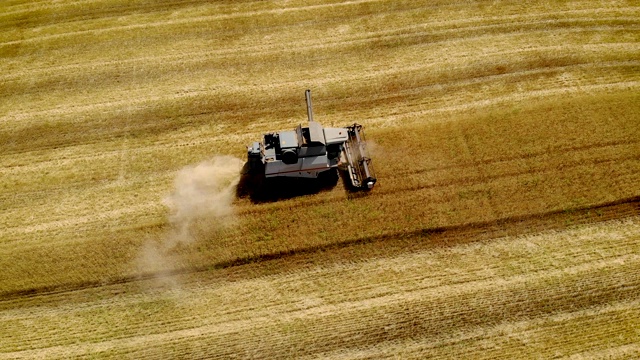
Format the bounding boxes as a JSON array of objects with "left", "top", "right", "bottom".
[{"left": 305, "top": 89, "right": 314, "bottom": 123}]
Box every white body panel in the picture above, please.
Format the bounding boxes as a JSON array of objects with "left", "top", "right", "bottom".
[
  {"left": 323, "top": 127, "right": 349, "bottom": 145},
  {"left": 265, "top": 155, "right": 330, "bottom": 178}
]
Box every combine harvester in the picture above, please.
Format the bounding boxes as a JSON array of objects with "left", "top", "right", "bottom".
[{"left": 244, "top": 90, "right": 376, "bottom": 197}]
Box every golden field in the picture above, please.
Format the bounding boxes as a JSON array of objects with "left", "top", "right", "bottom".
[{"left": 1, "top": 0, "right": 639, "bottom": 358}]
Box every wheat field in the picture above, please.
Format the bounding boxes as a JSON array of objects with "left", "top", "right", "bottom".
[{"left": 1, "top": 0, "right": 639, "bottom": 358}]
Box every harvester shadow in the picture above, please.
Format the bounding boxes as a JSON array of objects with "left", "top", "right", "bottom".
[{"left": 236, "top": 161, "right": 341, "bottom": 203}]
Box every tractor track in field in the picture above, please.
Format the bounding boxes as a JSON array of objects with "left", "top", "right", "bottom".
[
  {"left": 433, "top": 138, "right": 639, "bottom": 170},
  {"left": 0, "top": 0, "right": 393, "bottom": 46},
  {"left": 2, "top": 13, "right": 636, "bottom": 82},
  {"left": 2, "top": 194, "right": 638, "bottom": 303},
  {"left": 2, "top": 3, "right": 634, "bottom": 48},
  {"left": 3, "top": 221, "right": 638, "bottom": 359},
  {"left": 384, "top": 154, "right": 640, "bottom": 199},
  {"left": 4, "top": 58, "right": 637, "bottom": 126}
]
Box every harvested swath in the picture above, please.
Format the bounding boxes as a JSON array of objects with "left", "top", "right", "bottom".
[{"left": 2, "top": 218, "right": 639, "bottom": 358}]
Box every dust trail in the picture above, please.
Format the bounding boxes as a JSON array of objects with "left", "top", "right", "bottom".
[
  {"left": 136, "top": 155, "right": 244, "bottom": 286},
  {"left": 164, "top": 155, "right": 244, "bottom": 245}
]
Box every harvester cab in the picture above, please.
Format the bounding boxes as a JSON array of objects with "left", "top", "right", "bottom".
[{"left": 246, "top": 90, "right": 376, "bottom": 191}]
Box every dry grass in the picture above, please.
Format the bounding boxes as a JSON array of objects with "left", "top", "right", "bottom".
[
  {"left": 1, "top": 0, "right": 639, "bottom": 358},
  {"left": 2, "top": 218, "right": 639, "bottom": 358}
]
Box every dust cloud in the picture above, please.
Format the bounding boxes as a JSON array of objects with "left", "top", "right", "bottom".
[
  {"left": 164, "top": 155, "right": 244, "bottom": 246},
  {"left": 136, "top": 155, "right": 244, "bottom": 285},
  {"left": 363, "top": 139, "right": 381, "bottom": 160}
]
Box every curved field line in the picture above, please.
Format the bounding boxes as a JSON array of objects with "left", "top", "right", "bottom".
[
  {"left": 1, "top": 201, "right": 160, "bottom": 238},
  {"left": 557, "top": 343, "right": 640, "bottom": 360},
  {"left": 3, "top": 59, "right": 637, "bottom": 125},
  {"left": 2, "top": 27, "right": 637, "bottom": 94},
  {"left": 372, "top": 80, "right": 640, "bottom": 127},
  {"left": 0, "top": 0, "right": 389, "bottom": 46},
  {"left": 3, "top": 40, "right": 637, "bottom": 120},
  {"left": 312, "top": 299, "right": 640, "bottom": 359},
  {"left": 2, "top": 217, "right": 638, "bottom": 355},
  {"left": 2, "top": 4, "right": 636, "bottom": 47},
  {"left": 3, "top": 249, "right": 638, "bottom": 358},
  {"left": 2, "top": 9, "right": 637, "bottom": 80},
  {"left": 366, "top": 155, "right": 640, "bottom": 202},
  {"left": 1, "top": 196, "right": 638, "bottom": 302},
  {"left": 4, "top": 31, "right": 636, "bottom": 87},
  {"left": 391, "top": 138, "right": 640, "bottom": 175}
]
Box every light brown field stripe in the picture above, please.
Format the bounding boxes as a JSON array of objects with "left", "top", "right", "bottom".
[
  {"left": 3, "top": 247, "right": 637, "bottom": 358},
  {"left": 1, "top": 195, "right": 638, "bottom": 302},
  {"left": 3, "top": 61, "right": 638, "bottom": 125},
  {"left": 2, "top": 8, "right": 637, "bottom": 79},
  {"left": 2, "top": 3, "right": 636, "bottom": 47}
]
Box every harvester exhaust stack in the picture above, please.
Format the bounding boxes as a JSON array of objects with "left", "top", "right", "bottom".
[
  {"left": 305, "top": 89, "right": 314, "bottom": 123},
  {"left": 246, "top": 89, "right": 376, "bottom": 192}
]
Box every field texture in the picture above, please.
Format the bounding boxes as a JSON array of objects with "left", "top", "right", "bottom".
[{"left": 1, "top": 0, "right": 639, "bottom": 358}]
